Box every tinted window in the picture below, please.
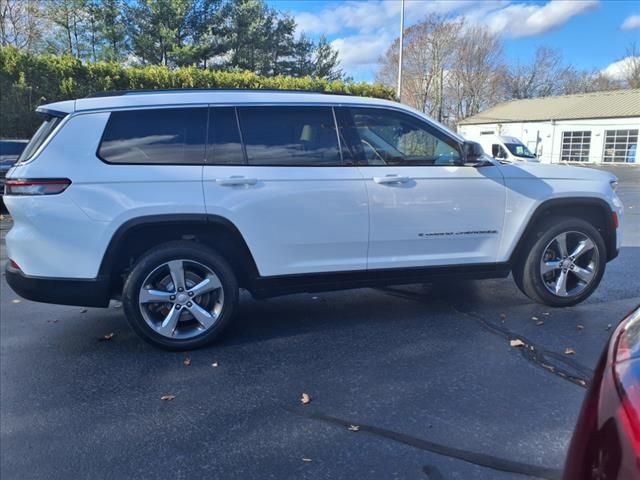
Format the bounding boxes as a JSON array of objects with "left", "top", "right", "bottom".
[
  {"left": 99, "top": 108, "right": 207, "bottom": 164},
  {"left": 0, "top": 141, "right": 27, "bottom": 156},
  {"left": 344, "top": 108, "right": 461, "bottom": 166},
  {"left": 18, "top": 115, "right": 62, "bottom": 163},
  {"left": 238, "top": 107, "right": 341, "bottom": 166},
  {"left": 209, "top": 108, "right": 245, "bottom": 165}
]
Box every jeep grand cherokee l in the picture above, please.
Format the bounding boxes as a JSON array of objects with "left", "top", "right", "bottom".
[{"left": 3, "top": 90, "right": 624, "bottom": 350}]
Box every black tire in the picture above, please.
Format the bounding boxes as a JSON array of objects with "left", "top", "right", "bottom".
[
  {"left": 513, "top": 216, "right": 606, "bottom": 307},
  {"left": 122, "top": 241, "right": 238, "bottom": 350}
]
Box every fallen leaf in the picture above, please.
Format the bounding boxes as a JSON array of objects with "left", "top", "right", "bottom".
[
  {"left": 11, "top": 299, "right": 20, "bottom": 304},
  {"left": 302, "top": 458, "right": 312, "bottom": 463},
  {"left": 564, "top": 348, "right": 576, "bottom": 355},
  {"left": 576, "top": 324, "right": 584, "bottom": 330},
  {"left": 183, "top": 357, "right": 192, "bottom": 366},
  {"left": 160, "top": 395, "right": 176, "bottom": 401},
  {"left": 348, "top": 425, "right": 360, "bottom": 432},
  {"left": 98, "top": 332, "right": 115, "bottom": 341},
  {"left": 510, "top": 339, "right": 525, "bottom": 348},
  {"left": 301, "top": 393, "right": 311, "bottom": 405},
  {"left": 531, "top": 316, "right": 539, "bottom": 321},
  {"left": 536, "top": 320, "right": 544, "bottom": 326},
  {"left": 211, "top": 362, "right": 219, "bottom": 368},
  {"left": 606, "top": 324, "right": 612, "bottom": 331}
]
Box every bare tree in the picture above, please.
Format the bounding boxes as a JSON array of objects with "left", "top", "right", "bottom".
[
  {"left": 447, "top": 25, "right": 504, "bottom": 122},
  {"left": 502, "top": 47, "right": 571, "bottom": 99},
  {"left": 0, "top": 0, "right": 43, "bottom": 51},
  {"left": 377, "top": 14, "right": 462, "bottom": 121},
  {"left": 621, "top": 42, "right": 640, "bottom": 89},
  {"left": 558, "top": 67, "right": 621, "bottom": 94}
]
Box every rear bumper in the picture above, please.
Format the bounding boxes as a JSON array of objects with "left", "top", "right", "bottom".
[{"left": 5, "top": 262, "right": 110, "bottom": 307}]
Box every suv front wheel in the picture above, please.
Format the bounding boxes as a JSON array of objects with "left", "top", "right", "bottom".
[
  {"left": 514, "top": 216, "right": 607, "bottom": 307},
  {"left": 122, "top": 241, "right": 238, "bottom": 350}
]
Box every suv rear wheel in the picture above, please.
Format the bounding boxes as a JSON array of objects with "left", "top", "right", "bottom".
[
  {"left": 122, "top": 241, "right": 238, "bottom": 350},
  {"left": 513, "top": 216, "right": 606, "bottom": 307}
]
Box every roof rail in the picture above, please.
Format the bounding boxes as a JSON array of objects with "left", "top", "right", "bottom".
[{"left": 84, "top": 88, "right": 353, "bottom": 99}]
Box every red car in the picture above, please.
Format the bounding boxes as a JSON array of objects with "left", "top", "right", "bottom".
[{"left": 564, "top": 306, "right": 640, "bottom": 479}]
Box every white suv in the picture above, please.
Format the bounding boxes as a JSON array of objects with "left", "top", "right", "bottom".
[{"left": 4, "top": 90, "right": 624, "bottom": 350}]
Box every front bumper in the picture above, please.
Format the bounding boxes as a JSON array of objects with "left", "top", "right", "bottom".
[{"left": 5, "top": 262, "right": 110, "bottom": 307}]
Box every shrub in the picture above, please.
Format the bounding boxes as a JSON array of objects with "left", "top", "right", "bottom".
[{"left": 0, "top": 47, "right": 395, "bottom": 138}]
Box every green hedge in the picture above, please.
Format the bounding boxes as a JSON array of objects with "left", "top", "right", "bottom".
[{"left": 0, "top": 47, "right": 395, "bottom": 138}]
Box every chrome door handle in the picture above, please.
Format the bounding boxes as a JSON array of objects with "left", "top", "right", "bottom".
[
  {"left": 373, "top": 175, "right": 411, "bottom": 184},
  {"left": 216, "top": 176, "right": 258, "bottom": 186}
]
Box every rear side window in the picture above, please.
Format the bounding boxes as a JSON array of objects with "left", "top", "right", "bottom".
[
  {"left": 98, "top": 108, "right": 207, "bottom": 164},
  {"left": 18, "top": 115, "right": 62, "bottom": 163},
  {"left": 209, "top": 107, "right": 245, "bottom": 165},
  {"left": 237, "top": 106, "right": 341, "bottom": 166}
]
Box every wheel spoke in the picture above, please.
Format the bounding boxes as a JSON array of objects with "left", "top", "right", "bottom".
[
  {"left": 189, "top": 275, "right": 221, "bottom": 297},
  {"left": 572, "top": 265, "right": 594, "bottom": 284},
  {"left": 168, "top": 260, "right": 186, "bottom": 291},
  {"left": 541, "top": 260, "right": 562, "bottom": 275},
  {"left": 157, "top": 305, "right": 182, "bottom": 337},
  {"left": 555, "top": 270, "right": 569, "bottom": 296},
  {"left": 140, "top": 288, "right": 174, "bottom": 304},
  {"left": 189, "top": 302, "right": 216, "bottom": 330},
  {"left": 570, "top": 238, "right": 594, "bottom": 260},
  {"left": 555, "top": 233, "right": 569, "bottom": 258}
]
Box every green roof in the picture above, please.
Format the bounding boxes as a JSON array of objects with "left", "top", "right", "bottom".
[{"left": 458, "top": 88, "right": 640, "bottom": 125}]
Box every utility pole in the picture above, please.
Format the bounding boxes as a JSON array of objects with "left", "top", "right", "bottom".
[{"left": 397, "top": 0, "right": 405, "bottom": 101}]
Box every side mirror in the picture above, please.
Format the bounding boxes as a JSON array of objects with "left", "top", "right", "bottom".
[{"left": 462, "top": 141, "right": 493, "bottom": 166}]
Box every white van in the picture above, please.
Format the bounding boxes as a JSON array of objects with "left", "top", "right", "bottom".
[{"left": 472, "top": 135, "right": 539, "bottom": 163}]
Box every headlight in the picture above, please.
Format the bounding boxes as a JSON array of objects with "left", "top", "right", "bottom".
[{"left": 610, "top": 179, "right": 619, "bottom": 191}]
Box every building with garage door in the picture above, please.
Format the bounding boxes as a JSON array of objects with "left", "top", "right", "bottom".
[{"left": 457, "top": 89, "right": 639, "bottom": 165}]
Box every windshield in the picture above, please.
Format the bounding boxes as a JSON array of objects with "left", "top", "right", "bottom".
[
  {"left": 17, "top": 115, "right": 63, "bottom": 163},
  {"left": 505, "top": 143, "right": 536, "bottom": 158}
]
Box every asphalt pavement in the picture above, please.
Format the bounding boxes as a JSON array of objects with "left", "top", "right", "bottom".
[{"left": 1, "top": 166, "right": 638, "bottom": 480}]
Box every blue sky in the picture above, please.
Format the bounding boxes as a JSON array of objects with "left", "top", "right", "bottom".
[{"left": 268, "top": 0, "right": 640, "bottom": 82}]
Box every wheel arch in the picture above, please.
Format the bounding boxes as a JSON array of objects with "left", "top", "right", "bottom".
[
  {"left": 99, "top": 214, "right": 260, "bottom": 297},
  {"left": 509, "top": 197, "right": 618, "bottom": 265}
]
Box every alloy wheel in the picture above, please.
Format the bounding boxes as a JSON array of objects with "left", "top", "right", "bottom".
[
  {"left": 539, "top": 231, "right": 599, "bottom": 298},
  {"left": 138, "top": 259, "right": 224, "bottom": 339}
]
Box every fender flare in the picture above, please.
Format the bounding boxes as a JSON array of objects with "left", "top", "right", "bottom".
[
  {"left": 508, "top": 196, "right": 618, "bottom": 264},
  {"left": 97, "top": 213, "right": 260, "bottom": 280}
]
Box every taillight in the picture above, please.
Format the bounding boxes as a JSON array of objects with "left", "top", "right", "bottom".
[
  {"left": 612, "top": 212, "right": 619, "bottom": 229},
  {"left": 5, "top": 178, "right": 71, "bottom": 196}
]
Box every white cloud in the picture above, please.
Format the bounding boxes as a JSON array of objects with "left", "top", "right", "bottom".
[
  {"left": 479, "top": 0, "right": 598, "bottom": 37},
  {"left": 292, "top": 0, "right": 600, "bottom": 80},
  {"left": 294, "top": 0, "right": 476, "bottom": 36},
  {"left": 330, "top": 33, "right": 395, "bottom": 74},
  {"left": 621, "top": 14, "right": 640, "bottom": 31},
  {"left": 602, "top": 56, "right": 639, "bottom": 80}
]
